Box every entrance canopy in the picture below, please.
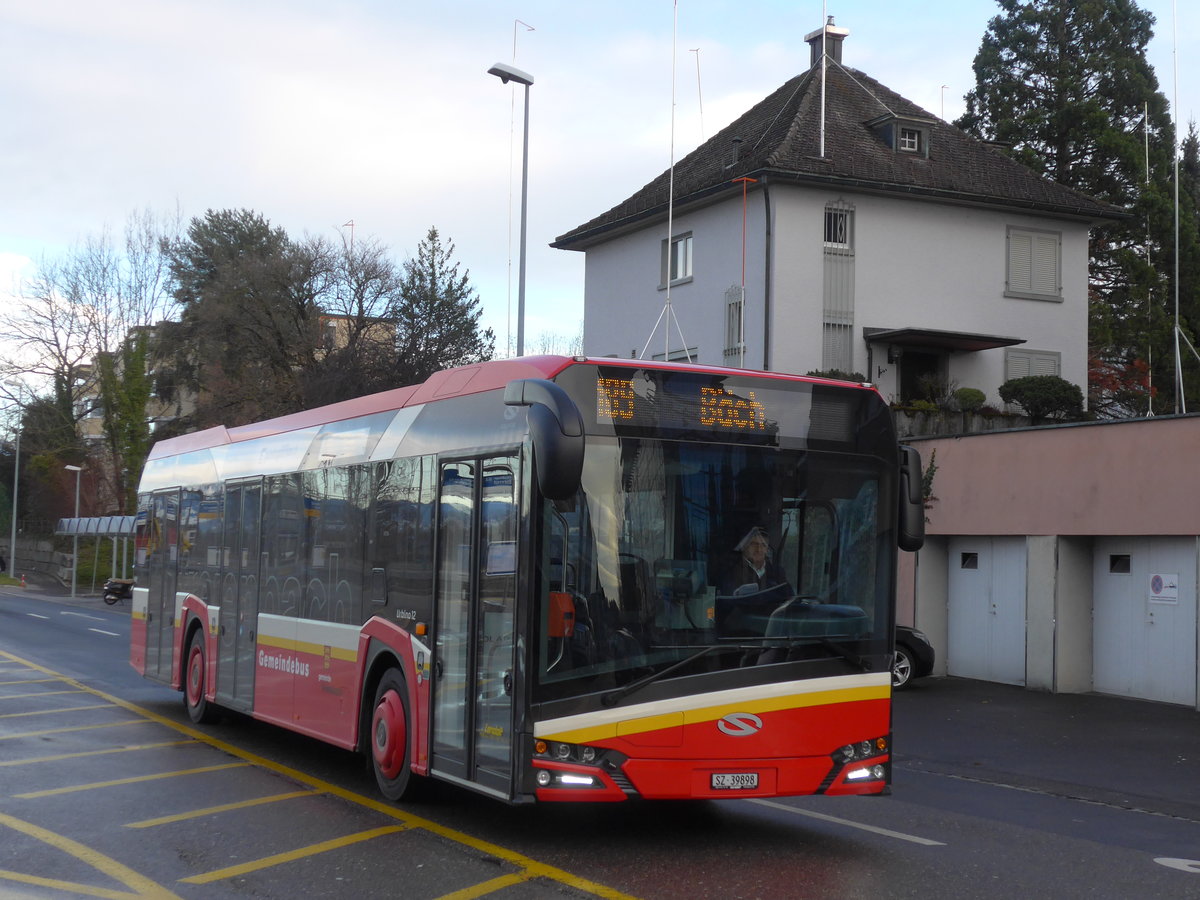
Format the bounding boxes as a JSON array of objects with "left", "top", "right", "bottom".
[{"left": 863, "top": 327, "right": 1025, "bottom": 353}]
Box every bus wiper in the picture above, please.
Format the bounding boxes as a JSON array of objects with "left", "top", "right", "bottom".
[{"left": 600, "top": 644, "right": 746, "bottom": 708}]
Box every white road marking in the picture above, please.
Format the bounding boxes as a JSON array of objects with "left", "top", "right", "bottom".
[
  {"left": 1155, "top": 858, "right": 1200, "bottom": 873},
  {"left": 88, "top": 628, "right": 121, "bottom": 637},
  {"left": 61, "top": 611, "right": 105, "bottom": 622},
  {"left": 25, "top": 614, "right": 50, "bottom": 620},
  {"left": 749, "top": 798, "right": 947, "bottom": 846}
]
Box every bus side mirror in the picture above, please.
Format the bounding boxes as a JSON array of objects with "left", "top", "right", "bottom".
[
  {"left": 898, "top": 444, "right": 925, "bottom": 552},
  {"left": 504, "top": 378, "right": 585, "bottom": 501}
]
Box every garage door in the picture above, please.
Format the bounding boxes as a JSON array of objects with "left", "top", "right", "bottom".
[
  {"left": 1093, "top": 538, "right": 1197, "bottom": 707},
  {"left": 947, "top": 537, "right": 1027, "bottom": 686}
]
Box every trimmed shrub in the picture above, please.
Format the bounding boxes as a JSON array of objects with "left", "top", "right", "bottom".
[
  {"left": 806, "top": 368, "right": 868, "bottom": 383},
  {"left": 953, "top": 387, "right": 986, "bottom": 412},
  {"left": 998, "top": 375, "right": 1083, "bottom": 421}
]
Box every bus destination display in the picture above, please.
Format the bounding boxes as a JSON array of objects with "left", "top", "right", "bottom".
[{"left": 596, "top": 374, "right": 771, "bottom": 433}]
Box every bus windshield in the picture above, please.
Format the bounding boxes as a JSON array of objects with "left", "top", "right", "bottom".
[{"left": 535, "top": 435, "right": 892, "bottom": 702}]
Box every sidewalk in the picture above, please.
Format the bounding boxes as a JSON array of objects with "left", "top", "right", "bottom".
[
  {"left": 893, "top": 676, "right": 1200, "bottom": 822},
  {"left": 4, "top": 569, "right": 129, "bottom": 612}
]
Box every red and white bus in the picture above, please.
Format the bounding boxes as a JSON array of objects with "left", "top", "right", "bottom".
[{"left": 131, "top": 355, "right": 923, "bottom": 804}]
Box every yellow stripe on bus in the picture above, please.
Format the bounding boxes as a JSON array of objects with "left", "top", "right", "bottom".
[{"left": 538, "top": 683, "right": 889, "bottom": 745}]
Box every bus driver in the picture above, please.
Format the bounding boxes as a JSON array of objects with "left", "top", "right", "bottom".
[{"left": 720, "top": 527, "right": 792, "bottom": 597}]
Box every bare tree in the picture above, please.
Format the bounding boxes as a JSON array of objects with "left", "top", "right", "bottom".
[
  {"left": 0, "top": 207, "right": 181, "bottom": 511},
  {"left": 531, "top": 323, "right": 585, "bottom": 357}
]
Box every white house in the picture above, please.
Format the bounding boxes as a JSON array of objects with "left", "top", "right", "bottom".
[{"left": 553, "top": 23, "right": 1125, "bottom": 407}]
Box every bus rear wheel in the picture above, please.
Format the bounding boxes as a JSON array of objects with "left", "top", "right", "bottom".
[
  {"left": 371, "top": 670, "right": 415, "bottom": 801},
  {"left": 184, "top": 630, "right": 218, "bottom": 724}
]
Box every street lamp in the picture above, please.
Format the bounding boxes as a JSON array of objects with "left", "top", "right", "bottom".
[
  {"left": 8, "top": 428, "right": 17, "bottom": 579},
  {"left": 65, "top": 465, "right": 82, "bottom": 599},
  {"left": 5, "top": 379, "right": 23, "bottom": 578},
  {"left": 488, "top": 61, "right": 533, "bottom": 357}
]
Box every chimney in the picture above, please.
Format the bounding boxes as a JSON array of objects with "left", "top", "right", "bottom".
[{"left": 805, "top": 17, "right": 849, "bottom": 69}]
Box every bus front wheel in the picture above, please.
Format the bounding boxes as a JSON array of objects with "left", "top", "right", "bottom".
[
  {"left": 184, "top": 630, "right": 218, "bottom": 724},
  {"left": 371, "top": 670, "right": 414, "bottom": 801}
]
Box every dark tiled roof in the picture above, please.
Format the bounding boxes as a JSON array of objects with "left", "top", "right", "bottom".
[{"left": 553, "top": 63, "right": 1125, "bottom": 248}]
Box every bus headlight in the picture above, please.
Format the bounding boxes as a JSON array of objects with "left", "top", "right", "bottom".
[{"left": 835, "top": 735, "right": 889, "bottom": 764}]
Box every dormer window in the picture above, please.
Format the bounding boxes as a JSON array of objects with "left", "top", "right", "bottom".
[{"left": 867, "top": 113, "right": 933, "bottom": 158}]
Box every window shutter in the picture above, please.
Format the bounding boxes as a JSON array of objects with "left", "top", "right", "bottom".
[
  {"left": 1006, "top": 351, "right": 1031, "bottom": 381},
  {"left": 1031, "top": 353, "right": 1059, "bottom": 376},
  {"left": 1031, "top": 233, "right": 1059, "bottom": 296},
  {"left": 1006, "top": 350, "right": 1060, "bottom": 380},
  {"left": 1008, "top": 231, "right": 1032, "bottom": 294}
]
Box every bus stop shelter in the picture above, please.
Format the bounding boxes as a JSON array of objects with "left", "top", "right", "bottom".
[{"left": 54, "top": 515, "right": 137, "bottom": 581}]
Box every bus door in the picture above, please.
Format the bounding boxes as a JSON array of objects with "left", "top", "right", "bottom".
[
  {"left": 145, "top": 489, "right": 180, "bottom": 682},
  {"left": 431, "top": 456, "right": 519, "bottom": 797},
  {"left": 216, "top": 479, "right": 263, "bottom": 712}
]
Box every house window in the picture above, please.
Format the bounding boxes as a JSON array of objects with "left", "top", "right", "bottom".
[
  {"left": 822, "top": 201, "right": 855, "bottom": 372},
  {"left": 899, "top": 127, "right": 921, "bottom": 153},
  {"left": 660, "top": 232, "right": 693, "bottom": 287},
  {"left": 1109, "top": 554, "right": 1131, "bottom": 574},
  {"left": 1005, "top": 348, "right": 1061, "bottom": 380},
  {"left": 824, "top": 207, "right": 853, "bottom": 248},
  {"left": 1006, "top": 226, "right": 1061, "bottom": 301},
  {"left": 961, "top": 552, "right": 979, "bottom": 570}
]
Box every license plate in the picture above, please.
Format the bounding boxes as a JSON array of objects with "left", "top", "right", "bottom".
[{"left": 711, "top": 772, "right": 759, "bottom": 790}]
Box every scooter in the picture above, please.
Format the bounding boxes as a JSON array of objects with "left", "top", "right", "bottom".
[{"left": 102, "top": 577, "right": 134, "bottom": 605}]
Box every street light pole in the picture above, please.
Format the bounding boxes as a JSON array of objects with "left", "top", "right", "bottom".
[
  {"left": 8, "top": 429, "right": 18, "bottom": 578},
  {"left": 65, "top": 465, "right": 82, "bottom": 599},
  {"left": 5, "top": 380, "right": 23, "bottom": 578},
  {"left": 488, "top": 61, "right": 534, "bottom": 358}
]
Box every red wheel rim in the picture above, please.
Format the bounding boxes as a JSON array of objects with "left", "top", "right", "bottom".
[
  {"left": 186, "top": 644, "right": 204, "bottom": 709},
  {"left": 371, "top": 689, "right": 406, "bottom": 780}
]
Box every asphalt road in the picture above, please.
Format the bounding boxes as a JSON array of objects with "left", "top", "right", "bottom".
[{"left": 2, "top": 582, "right": 1199, "bottom": 899}]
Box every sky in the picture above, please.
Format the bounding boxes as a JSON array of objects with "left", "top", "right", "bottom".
[{"left": 1, "top": 0, "right": 1196, "bottom": 358}]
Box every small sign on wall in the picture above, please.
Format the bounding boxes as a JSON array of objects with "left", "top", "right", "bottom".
[{"left": 1148, "top": 573, "right": 1179, "bottom": 604}]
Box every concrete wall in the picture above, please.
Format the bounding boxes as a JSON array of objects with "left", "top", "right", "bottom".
[{"left": 910, "top": 415, "right": 1200, "bottom": 536}]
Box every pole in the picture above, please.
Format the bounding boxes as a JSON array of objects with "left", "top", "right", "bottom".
[
  {"left": 734, "top": 177, "right": 758, "bottom": 369},
  {"left": 8, "top": 429, "right": 17, "bottom": 577},
  {"left": 517, "top": 80, "right": 530, "bottom": 358},
  {"left": 66, "top": 465, "right": 81, "bottom": 599},
  {"left": 487, "top": 63, "right": 534, "bottom": 355},
  {"left": 72, "top": 469, "right": 80, "bottom": 600}
]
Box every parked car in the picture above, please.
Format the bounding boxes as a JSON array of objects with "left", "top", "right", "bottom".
[{"left": 893, "top": 625, "right": 935, "bottom": 689}]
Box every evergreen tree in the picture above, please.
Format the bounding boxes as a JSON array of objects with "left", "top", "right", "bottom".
[
  {"left": 957, "top": 0, "right": 1199, "bottom": 414},
  {"left": 163, "top": 209, "right": 327, "bottom": 427},
  {"left": 389, "top": 228, "right": 495, "bottom": 385}
]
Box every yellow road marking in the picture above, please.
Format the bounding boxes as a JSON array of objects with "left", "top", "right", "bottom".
[
  {"left": 15, "top": 762, "right": 251, "bottom": 798},
  {"left": 0, "top": 677, "right": 66, "bottom": 686},
  {"left": 438, "top": 872, "right": 530, "bottom": 899},
  {"left": 0, "top": 649, "right": 640, "bottom": 900},
  {"left": 0, "top": 810, "right": 181, "bottom": 899},
  {"left": 178, "top": 825, "right": 407, "bottom": 884},
  {"left": 0, "top": 688, "right": 88, "bottom": 699},
  {"left": 0, "top": 719, "right": 153, "bottom": 741},
  {"left": 0, "top": 702, "right": 116, "bottom": 718},
  {"left": 126, "top": 790, "right": 322, "bottom": 828},
  {"left": 0, "top": 740, "right": 194, "bottom": 768}
]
